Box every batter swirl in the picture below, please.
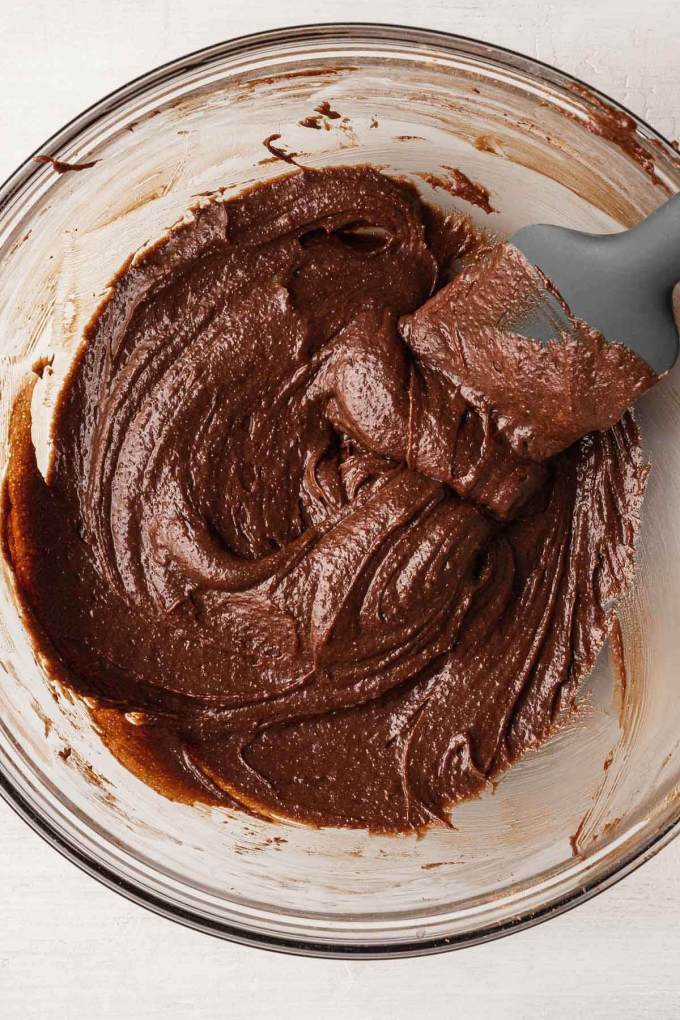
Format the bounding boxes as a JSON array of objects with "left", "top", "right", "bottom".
[{"left": 5, "top": 167, "right": 654, "bottom": 830}]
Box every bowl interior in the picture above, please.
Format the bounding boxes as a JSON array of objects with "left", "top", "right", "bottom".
[{"left": 1, "top": 27, "right": 679, "bottom": 955}]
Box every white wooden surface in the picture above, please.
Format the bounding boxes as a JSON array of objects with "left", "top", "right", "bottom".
[{"left": 1, "top": 2, "right": 679, "bottom": 1017}]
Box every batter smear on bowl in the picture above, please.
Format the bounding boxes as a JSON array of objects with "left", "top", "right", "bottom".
[{"left": 4, "top": 166, "right": 655, "bottom": 831}]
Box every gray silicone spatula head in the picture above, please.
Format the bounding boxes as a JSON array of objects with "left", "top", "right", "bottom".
[{"left": 510, "top": 191, "right": 680, "bottom": 375}]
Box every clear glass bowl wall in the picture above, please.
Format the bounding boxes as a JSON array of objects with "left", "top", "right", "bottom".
[{"left": 0, "top": 26, "right": 679, "bottom": 957}]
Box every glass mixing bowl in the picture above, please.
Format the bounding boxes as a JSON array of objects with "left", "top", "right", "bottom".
[{"left": 1, "top": 24, "right": 679, "bottom": 959}]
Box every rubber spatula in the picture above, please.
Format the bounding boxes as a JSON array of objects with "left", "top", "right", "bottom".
[{"left": 510, "top": 191, "right": 680, "bottom": 374}]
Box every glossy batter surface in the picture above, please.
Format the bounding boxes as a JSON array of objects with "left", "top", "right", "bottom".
[{"left": 5, "top": 167, "right": 654, "bottom": 831}]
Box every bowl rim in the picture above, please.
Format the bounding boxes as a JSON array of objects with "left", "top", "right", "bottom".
[{"left": 1, "top": 20, "right": 679, "bottom": 960}]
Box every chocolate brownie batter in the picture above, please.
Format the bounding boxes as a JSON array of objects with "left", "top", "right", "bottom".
[{"left": 4, "top": 166, "right": 655, "bottom": 831}]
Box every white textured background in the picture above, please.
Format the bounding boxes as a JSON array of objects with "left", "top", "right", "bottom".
[{"left": 1, "top": 2, "right": 679, "bottom": 1017}]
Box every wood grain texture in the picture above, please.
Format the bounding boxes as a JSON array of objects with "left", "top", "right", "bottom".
[{"left": 1, "top": 1, "right": 679, "bottom": 1017}]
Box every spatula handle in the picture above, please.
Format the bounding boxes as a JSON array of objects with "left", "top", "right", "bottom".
[{"left": 626, "top": 191, "right": 680, "bottom": 293}]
